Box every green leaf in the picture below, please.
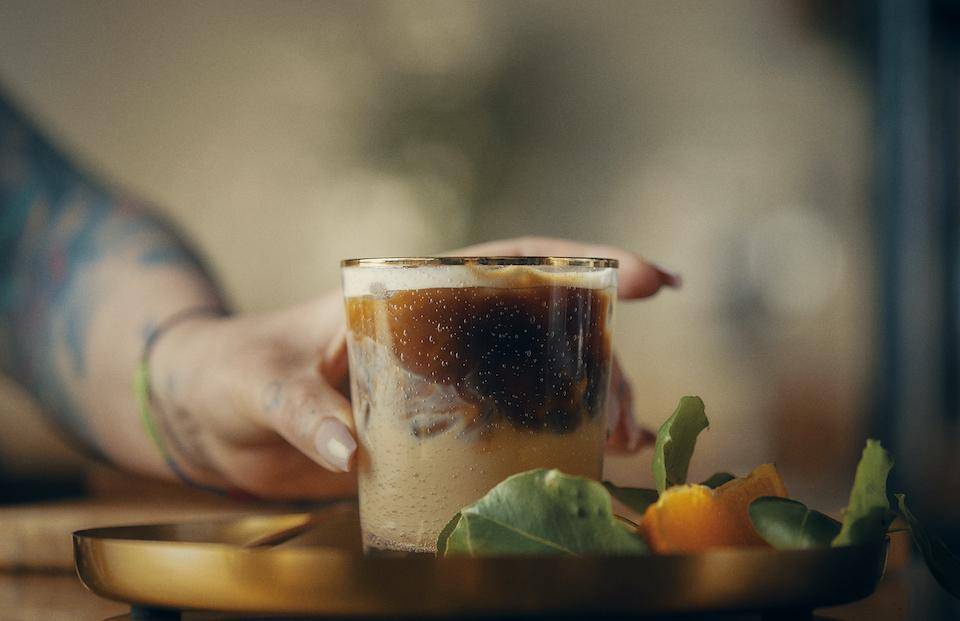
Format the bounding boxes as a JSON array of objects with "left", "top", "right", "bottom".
[
  {"left": 701, "top": 472, "right": 736, "bottom": 489},
  {"left": 832, "top": 440, "right": 895, "bottom": 547},
  {"left": 444, "top": 469, "right": 648, "bottom": 557},
  {"left": 896, "top": 494, "right": 960, "bottom": 598},
  {"left": 749, "top": 496, "right": 841, "bottom": 550},
  {"left": 602, "top": 481, "right": 658, "bottom": 514},
  {"left": 435, "top": 512, "right": 460, "bottom": 556},
  {"left": 652, "top": 396, "right": 709, "bottom": 494}
]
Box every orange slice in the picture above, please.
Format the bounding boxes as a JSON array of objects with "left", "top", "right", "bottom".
[{"left": 640, "top": 463, "right": 788, "bottom": 554}]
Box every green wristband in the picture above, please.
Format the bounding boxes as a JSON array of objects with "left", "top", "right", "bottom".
[{"left": 134, "top": 306, "right": 234, "bottom": 496}]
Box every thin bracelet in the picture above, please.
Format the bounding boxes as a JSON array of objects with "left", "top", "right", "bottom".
[{"left": 134, "top": 306, "right": 253, "bottom": 499}]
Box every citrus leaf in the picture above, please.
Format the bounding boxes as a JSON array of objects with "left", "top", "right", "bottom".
[
  {"left": 652, "top": 396, "right": 709, "bottom": 494},
  {"left": 832, "top": 440, "right": 894, "bottom": 547},
  {"left": 435, "top": 512, "right": 460, "bottom": 556},
  {"left": 444, "top": 469, "right": 648, "bottom": 557},
  {"left": 749, "top": 496, "right": 841, "bottom": 550},
  {"left": 602, "top": 481, "right": 658, "bottom": 514},
  {"left": 701, "top": 472, "right": 736, "bottom": 489},
  {"left": 896, "top": 494, "right": 960, "bottom": 598}
]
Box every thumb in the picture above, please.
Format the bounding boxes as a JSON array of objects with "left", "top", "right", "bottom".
[{"left": 263, "top": 374, "right": 357, "bottom": 472}]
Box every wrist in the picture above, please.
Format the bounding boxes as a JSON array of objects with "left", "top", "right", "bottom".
[{"left": 143, "top": 307, "right": 229, "bottom": 488}]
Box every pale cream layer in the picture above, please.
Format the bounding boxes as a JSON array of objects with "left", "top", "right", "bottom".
[{"left": 357, "top": 410, "right": 605, "bottom": 553}]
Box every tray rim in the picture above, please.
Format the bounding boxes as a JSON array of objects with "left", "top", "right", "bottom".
[{"left": 73, "top": 509, "right": 889, "bottom": 616}]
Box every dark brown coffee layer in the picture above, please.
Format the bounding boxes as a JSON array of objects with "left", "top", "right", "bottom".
[{"left": 346, "top": 286, "right": 612, "bottom": 434}]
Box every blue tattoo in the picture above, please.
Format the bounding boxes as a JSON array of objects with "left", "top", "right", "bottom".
[
  {"left": 0, "top": 91, "right": 223, "bottom": 452},
  {"left": 138, "top": 244, "right": 195, "bottom": 266},
  {"left": 262, "top": 380, "right": 284, "bottom": 413}
]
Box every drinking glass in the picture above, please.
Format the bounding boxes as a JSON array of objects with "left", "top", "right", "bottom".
[{"left": 341, "top": 257, "right": 618, "bottom": 553}]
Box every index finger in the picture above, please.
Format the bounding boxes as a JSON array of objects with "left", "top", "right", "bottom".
[{"left": 446, "top": 236, "right": 681, "bottom": 299}]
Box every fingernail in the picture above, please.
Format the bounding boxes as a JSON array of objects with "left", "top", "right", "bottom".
[
  {"left": 636, "top": 428, "right": 656, "bottom": 449},
  {"left": 649, "top": 262, "right": 682, "bottom": 288},
  {"left": 625, "top": 415, "right": 655, "bottom": 452},
  {"left": 622, "top": 410, "right": 638, "bottom": 451},
  {"left": 315, "top": 418, "right": 357, "bottom": 472},
  {"left": 606, "top": 396, "right": 621, "bottom": 434}
]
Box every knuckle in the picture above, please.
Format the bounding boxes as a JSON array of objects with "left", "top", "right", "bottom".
[
  {"left": 272, "top": 381, "right": 323, "bottom": 439},
  {"left": 285, "top": 381, "right": 318, "bottom": 415}
]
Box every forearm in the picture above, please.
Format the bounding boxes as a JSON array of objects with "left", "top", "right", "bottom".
[{"left": 0, "top": 93, "right": 227, "bottom": 478}]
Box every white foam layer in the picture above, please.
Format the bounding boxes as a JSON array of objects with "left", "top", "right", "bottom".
[{"left": 342, "top": 264, "right": 616, "bottom": 297}]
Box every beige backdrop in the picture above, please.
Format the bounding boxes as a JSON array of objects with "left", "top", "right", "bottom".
[{"left": 0, "top": 1, "right": 874, "bottom": 503}]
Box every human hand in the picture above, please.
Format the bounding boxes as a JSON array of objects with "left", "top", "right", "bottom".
[
  {"left": 148, "top": 292, "right": 358, "bottom": 500},
  {"left": 148, "top": 237, "right": 678, "bottom": 500}
]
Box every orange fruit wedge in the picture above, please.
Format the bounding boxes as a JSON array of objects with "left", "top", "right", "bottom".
[{"left": 640, "top": 463, "right": 788, "bottom": 554}]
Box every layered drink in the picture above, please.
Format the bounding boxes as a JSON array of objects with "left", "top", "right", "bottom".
[{"left": 341, "top": 257, "right": 618, "bottom": 553}]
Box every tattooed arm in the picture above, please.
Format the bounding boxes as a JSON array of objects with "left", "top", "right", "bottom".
[
  {"left": 0, "top": 92, "right": 671, "bottom": 499},
  {"left": 0, "top": 93, "right": 360, "bottom": 495},
  {"left": 0, "top": 93, "right": 227, "bottom": 479}
]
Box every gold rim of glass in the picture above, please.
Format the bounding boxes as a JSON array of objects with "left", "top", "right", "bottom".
[{"left": 340, "top": 256, "right": 618, "bottom": 268}]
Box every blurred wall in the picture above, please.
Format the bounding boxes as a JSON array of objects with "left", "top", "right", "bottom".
[{"left": 0, "top": 1, "right": 874, "bottom": 505}]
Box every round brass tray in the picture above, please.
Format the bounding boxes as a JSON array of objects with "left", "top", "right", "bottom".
[{"left": 74, "top": 502, "right": 887, "bottom": 616}]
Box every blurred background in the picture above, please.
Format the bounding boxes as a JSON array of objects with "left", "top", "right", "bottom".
[{"left": 0, "top": 0, "right": 956, "bottom": 546}]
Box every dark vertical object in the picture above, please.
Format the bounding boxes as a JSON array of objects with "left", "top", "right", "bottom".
[
  {"left": 871, "top": 0, "right": 899, "bottom": 452},
  {"left": 873, "top": 0, "right": 932, "bottom": 458},
  {"left": 934, "top": 2, "right": 960, "bottom": 425},
  {"left": 874, "top": 0, "right": 960, "bottom": 539}
]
